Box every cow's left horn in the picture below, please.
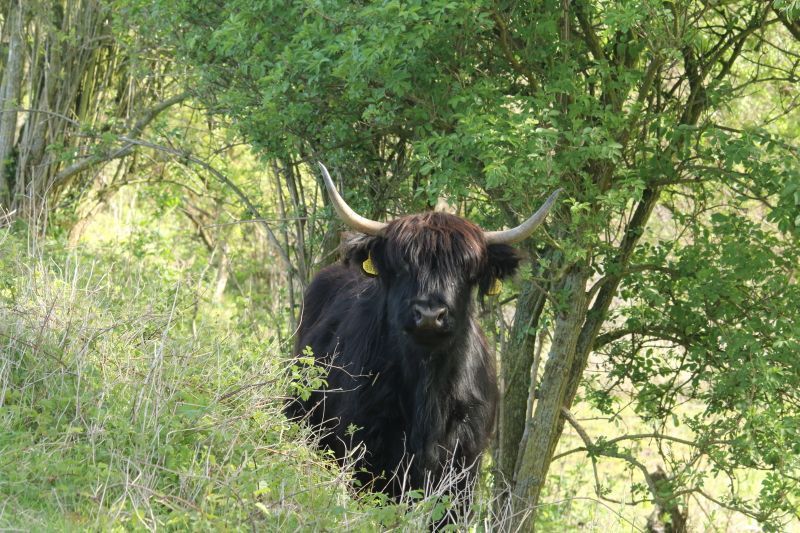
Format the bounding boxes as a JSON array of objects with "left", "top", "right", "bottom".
[
  {"left": 318, "top": 162, "right": 388, "bottom": 235},
  {"left": 484, "top": 189, "right": 563, "bottom": 245}
]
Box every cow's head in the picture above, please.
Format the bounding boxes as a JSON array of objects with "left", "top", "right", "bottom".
[{"left": 320, "top": 163, "right": 560, "bottom": 350}]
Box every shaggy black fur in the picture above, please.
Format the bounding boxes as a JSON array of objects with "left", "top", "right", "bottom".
[{"left": 286, "top": 212, "right": 521, "bottom": 499}]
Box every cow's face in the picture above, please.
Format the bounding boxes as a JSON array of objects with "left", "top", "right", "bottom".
[{"left": 343, "top": 213, "right": 520, "bottom": 350}]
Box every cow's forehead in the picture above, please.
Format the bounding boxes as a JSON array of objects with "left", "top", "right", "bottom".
[{"left": 382, "top": 212, "right": 487, "bottom": 274}]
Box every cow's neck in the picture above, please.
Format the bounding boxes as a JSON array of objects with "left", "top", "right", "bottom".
[
  {"left": 397, "top": 315, "right": 477, "bottom": 434},
  {"left": 397, "top": 318, "right": 477, "bottom": 468}
]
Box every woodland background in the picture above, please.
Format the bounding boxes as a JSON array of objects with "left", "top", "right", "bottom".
[{"left": 1, "top": 0, "right": 799, "bottom": 531}]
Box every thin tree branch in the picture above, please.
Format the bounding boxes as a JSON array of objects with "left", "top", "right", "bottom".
[
  {"left": 490, "top": 11, "right": 538, "bottom": 91},
  {"left": 552, "top": 431, "right": 732, "bottom": 462},
  {"left": 52, "top": 92, "right": 190, "bottom": 186},
  {"left": 116, "top": 136, "right": 297, "bottom": 276},
  {"left": 560, "top": 406, "right": 603, "bottom": 498},
  {"left": 573, "top": 0, "right": 604, "bottom": 63},
  {"left": 773, "top": 6, "right": 800, "bottom": 42}
]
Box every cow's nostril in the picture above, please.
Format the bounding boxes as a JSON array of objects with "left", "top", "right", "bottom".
[{"left": 413, "top": 304, "right": 448, "bottom": 330}]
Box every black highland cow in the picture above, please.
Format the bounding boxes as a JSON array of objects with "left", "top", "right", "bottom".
[{"left": 288, "top": 163, "right": 560, "bottom": 503}]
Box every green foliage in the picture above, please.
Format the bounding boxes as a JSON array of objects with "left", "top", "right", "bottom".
[
  {"left": 609, "top": 213, "right": 800, "bottom": 527},
  {"left": 141, "top": 0, "right": 800, "bottom": 247},
  {"left": 288, "top": 346, "right": 328, "bottom": 402},
  {"left": 137, "top": 0, "right": 575, "bottom": 220}
]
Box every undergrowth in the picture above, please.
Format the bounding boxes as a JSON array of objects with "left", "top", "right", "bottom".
[{"left": 0, "top": 229, "right": 455, "bottom": 531}]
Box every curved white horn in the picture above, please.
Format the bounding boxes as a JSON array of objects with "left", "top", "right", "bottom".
[
  {"left": 484, "top": 189, "right": 563, "bottom": 245},
  {"left": 318, "top": 162, "right": 387, "bottom": 235}
]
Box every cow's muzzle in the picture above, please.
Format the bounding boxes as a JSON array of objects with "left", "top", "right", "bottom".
[
  {"left": 413, "top": 303, "right": 448, "bottom": 331},
  {"left": 406, "top": 302, "right": 451, "bottom": 345}
]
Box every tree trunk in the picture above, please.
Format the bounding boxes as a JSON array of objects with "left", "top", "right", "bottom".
[
  {"left": 646, "top": 467, "right": 688, "bottom": 533},
  {"left": 213, "top": 242, "right": 231, "bottom": 303},
  {"left": 1, "top": 0, "right": 181, "bottom": 229},
  {"left": 503, "top": 187, "right": 661, "bottom": 529},
  {"left": 0, "top": 0, "right": 24, "bottom": 207},
  {"left": 497, "top": 248, "right": 551, "bottom": 484},
  {"left": 510, "top": 264, "right": 589, "bottom": 529}
]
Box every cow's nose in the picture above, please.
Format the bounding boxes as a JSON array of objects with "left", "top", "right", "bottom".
[{"left": 413, "top": 304, "right": 448, "bottom": 330}]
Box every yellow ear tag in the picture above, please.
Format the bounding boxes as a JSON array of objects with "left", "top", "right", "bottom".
[
  {"left": 487, "top": 278, "right": 502, "bottom": 296},
  {"left": 362, "top": 253, "right": 378, "bottom": 276}
]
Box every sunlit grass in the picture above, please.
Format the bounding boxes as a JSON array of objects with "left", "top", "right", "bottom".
[{"left": 0, "top": 228, "right": 362, "bottom": 530}]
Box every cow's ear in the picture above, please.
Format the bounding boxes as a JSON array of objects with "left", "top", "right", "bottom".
[
  {"left": 487, "top": 243, "right": 522, "bottom": 279},
  {"left": 340, "top": 232, "right": 379, "bottom": 267},
  {"left": 479, "top": 244, "right": 521, "bottom": 296}
]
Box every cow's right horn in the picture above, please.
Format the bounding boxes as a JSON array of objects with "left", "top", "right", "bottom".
[{"left": 318, "top": 162, "right": 388, "bottom": 235}]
